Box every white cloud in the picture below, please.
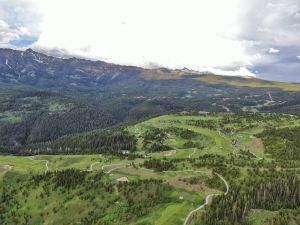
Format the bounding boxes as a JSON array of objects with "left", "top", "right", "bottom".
[
  {"left": 269, "top": 48, "right": 280, "bottom": 54},
  {"left": 0, "top": 19, "right": 18, "bottom": 44},
  {"left": 209, "top": 67, "right": 256, "bottom": 77},
  {"left": 2, "top": 0, "right": 300, "bottom": 81},
  {"left": 236, "top": 0, "right": 300, "bottom": 81},
  {"left": 30, "top": 0, "right": 254, "bottom": 73},
  {"left": 0, "top": 0, "right": 41, "bottom": 47}
]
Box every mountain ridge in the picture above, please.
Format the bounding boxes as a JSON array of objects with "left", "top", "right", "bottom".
[
  {"left": 1, "top": 48, "right": 299, "bottom": 92},
  {"left": 1, "top": 48, "right": 300, "bottom": 150},
  {"left": 0, "top": 48, "right": 265, "bottom": 80}
]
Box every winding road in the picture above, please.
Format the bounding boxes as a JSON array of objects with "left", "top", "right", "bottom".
[
  {"left": 183, "top": 172, "right": 229, "bottom": 225},
  {"left": 100, "top": 162, "right": 230, "bottom": 225},
  {"left": 25, "top": 148, "right": 232, "bottom": 225}
]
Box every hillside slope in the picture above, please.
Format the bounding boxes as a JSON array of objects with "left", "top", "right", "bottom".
[{"left": 1, "top": 48, "right": 300, "bottom": 150}]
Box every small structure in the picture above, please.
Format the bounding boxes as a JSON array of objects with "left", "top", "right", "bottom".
[{"left": 121, "top": 150, "right": 130, "bottom": 155}]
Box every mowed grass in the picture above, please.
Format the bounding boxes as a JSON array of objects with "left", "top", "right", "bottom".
[
  {"left": 129, "top": 113, "right": 300, "bottom": 163},
  {"left": 0, "top": 155, "right": 44, "bottom": 174},
  {"left": 234, "top": 133, "right": 265, "bottom": 157},
  {"left": 133, "top": 191, "right": 204, "bottom": 225},
  {"left": 128, "top": 114, "right": 231, "bottom": 159},
  {"left": 36, "top": 155, "right": 98, "bottom": 171},
  {"left": 35, "top": 154, "right": 139, "bottom": 171},
  {"left": 107, "top": 165, "right": 215, "bottom": 225},
  {"left": 154, "top": 202, "right": 190, "bottom": 225},
  {"left": 0, "top": 154, "right": 136, "bottom": 176},
  {"left": 196, "top": 74, "right": 300, "bottom": 91}
]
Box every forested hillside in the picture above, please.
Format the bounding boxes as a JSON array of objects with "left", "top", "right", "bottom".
[
  {"left": 0, "top": 84, "right": 115, "bottom": 149},
  {"left": 0, "top": 112, "right": 300, "bottom": 225},
  {"left": 1, "top": 49, "right": 300, "bottom": 152},
  {"left": 193, "top": 169, "right": 300, "bottom": 225},
  {"left": 257, "top": 126, "right": 300, "bottom": 160},
  {"left": 31, "top": 128, "right": 137, "bottom": 154}
]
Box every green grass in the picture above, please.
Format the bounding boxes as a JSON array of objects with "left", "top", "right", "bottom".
[
  {"left": 246, "top": 209, "right": 278, "bottom": 225},
  {"left": 0, "top": 155, "right": 44, "bottom": 174},
  {"left": 154, "top": 202, "right": 190, "bottom": 225},
  {"left": 128, "top": 114, "right": 231, "bottom": 159},
  {"left": 1, "top": 112, "right": 300, "bottom": 224}
]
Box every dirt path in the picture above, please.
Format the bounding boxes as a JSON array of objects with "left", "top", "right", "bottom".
[
  {"left": 268, "top": 92, "right": 274, "bottom": 102},
  {"left": 87, "top": 162, "right": 101, "bottom": 171},
  {"left": 183, "top": 173, "right": 229, "bottom": 225},
  {"left": 0, "top": 164, "right": 13, "bottom": 172},
  {"left": 215, "top": 173, "right": 229, "bottom": 195},
  {"left": 189, "top": 149, "right": 196, "bottom": 159},
  {"left": 97, "top": 162, "right": 230, "bottom": 225},
  {"left": 134, "top": 125, "right": 143, "bottom": 137},
  {"left": 249, "top": 151, "right": 263, "bottom": 160},
  {"left": 183, "top": 194, "right": 214, "bottom": 225},
  {"left": 101, "top": 163, "right": 128, "bottom": 174},
  {"left": 221, "top": 105, "right": 231, "bottom": 112}
]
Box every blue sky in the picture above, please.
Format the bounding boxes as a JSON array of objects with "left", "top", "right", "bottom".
[{"left": 0, "top": 0, "right": 300, "bottom": 82}]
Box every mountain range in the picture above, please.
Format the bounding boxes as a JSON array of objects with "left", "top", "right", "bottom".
[{"left": 1, "top": 48, "right": 300, "bottom": 151}]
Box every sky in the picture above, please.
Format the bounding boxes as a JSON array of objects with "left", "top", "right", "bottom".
[{"left": 0, "top": 0, "right": 300, "bottom": 82}]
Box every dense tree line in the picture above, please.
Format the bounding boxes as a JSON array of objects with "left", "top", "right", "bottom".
[
  {"left": 257, "top": 126, "right": 300, "bottom": 160},
  {"left": 190, "top": 154, "right": 226, "bottom": 168},
  {"left": 262, "top": 209, "right": 300, "bottom": 225},
  {"left": 142, "top": 128, "right": 171, "bottom": 152},
  {"left": 116, "top": 179, "right": 172, "bottom": 221},
  {"left": 29, "top": 128, "right": 137, "bottom": 154},
  {"left": 143, "top": 128, "right": 168, "bottom": 145},
  {"left": 192, "top": 169, "right": 300, "bottom": 225},
  {"left": 164, "top": 127, "right": 198, "bottom": 139},
  {"left": 142, "top": 127, "right": 201, "bottom": 152},
  {"left": 143, "top": 159, "right": 176, "bottom": 171}
]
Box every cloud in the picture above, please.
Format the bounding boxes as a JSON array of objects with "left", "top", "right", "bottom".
[
  {"left": 0, "top": 0, "right": 41, "bottom": 47},
  {"left": 0, "top": 20, "right": 19, "bottom": 45},
  {"left": 209, "top": 67, "right": 256, "bottom": 77},
  {"left": 237, "top": 0, "right": 300, "bottom": 82},
  {"left": 31, "top": 0, "right": 254, "bottom": 75},
  {"left": 269, "top": 48, "right": 280, "bottom": 54},
  {"left": 1, "top": 0, "right": 300, "bottom": 82}
]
